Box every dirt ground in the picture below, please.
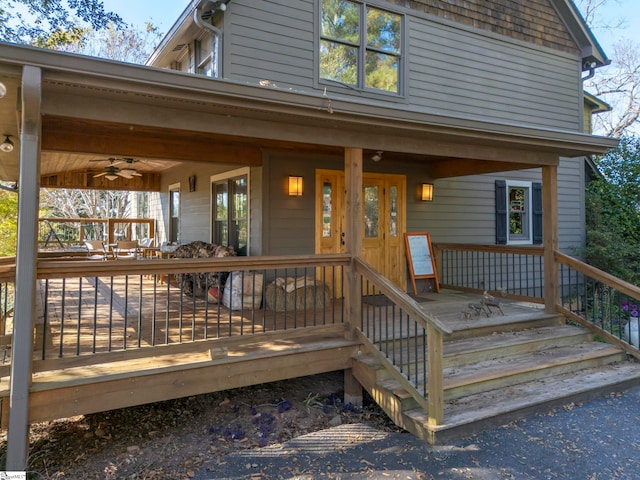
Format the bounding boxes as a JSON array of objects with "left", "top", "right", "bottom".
[{"left": 0, "top": 372, "right": 400, "bottom": 479}]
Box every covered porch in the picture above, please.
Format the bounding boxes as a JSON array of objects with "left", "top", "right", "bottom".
[{"left": 0, "top": 43, "right": 622, "bottom": 467}]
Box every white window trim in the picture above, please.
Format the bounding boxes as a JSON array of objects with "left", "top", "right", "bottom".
[
  {"left": 168, "top": 182, "right": 181, "bottom": 245},
  {"left": 505, "top": 180, "right": 532, "bottom": 245},
  {"left": 209, "top": 167, "right": 251, "bottom": 250}
]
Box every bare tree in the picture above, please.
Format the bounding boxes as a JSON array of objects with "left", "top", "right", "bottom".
[
  {"left": 588, "top": 40, "right": 640, "bottom": 137},
  {"left": 577, "top": 0, "right": 640, "bottom": 137}
]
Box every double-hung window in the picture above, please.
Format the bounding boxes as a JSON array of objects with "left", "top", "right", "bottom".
[
  {"left": 495, "top": 180, "right": 542, "bottom": 245},
  {"left": 320, "top": 0, "right": 403, "bottom": 94},
  {"left": 196, "top": 33, "right": 219, "bottom": 78}
]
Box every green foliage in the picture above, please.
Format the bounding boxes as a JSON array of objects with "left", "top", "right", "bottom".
[
  {"left": 0, "top": 0, "right": 123, "bottom": 48},
  {"left": 0, "top": 189, "right": 18, "bottom": 256},
  {"left": 586, "top": 136, "right": 640, "bottom": 284}
]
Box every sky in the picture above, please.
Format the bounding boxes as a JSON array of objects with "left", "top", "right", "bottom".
[
  {"left": 99, "top": 0, "right": 640, "bottom": 54},
  {"left": 101, "top": 0, "right": 190, "bottom": 35},
  {"left": 586, "top": 0, "right": 640, "bottom": 55}
]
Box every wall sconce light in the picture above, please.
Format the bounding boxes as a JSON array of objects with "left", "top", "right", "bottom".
[
  {"left": 288, "top": 175, "right": 303, "bottom": 196},
  {"left": 421, "top": 183, "right": 434, "bottom": 202},
  {"left": 0, "top": 135, "right": 14, "bottom": 153}
]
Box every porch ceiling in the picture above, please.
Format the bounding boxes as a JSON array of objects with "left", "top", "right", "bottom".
[{"left": 0, "top": 43, "right": 619, "bottom": 188}]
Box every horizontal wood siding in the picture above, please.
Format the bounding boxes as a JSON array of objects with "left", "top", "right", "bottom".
[
  {"left": 407, "top": 18, "right": 581, "bottom": 130},
  {"left": 407, "top": 159, "right": 585, "bottom": 253},
  {"left": 264, "top": 154, "right": 319, "bottom": 256},
  {"left": 222, "top": 1, "right": 582, "bottom": 131},
  {"left": 226, "top": 0, "right": 315, "bottom": 89}
]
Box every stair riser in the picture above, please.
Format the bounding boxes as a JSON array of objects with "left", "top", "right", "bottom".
[
  {"left": 444, "top": 332, "right": 592, "bottom": 368},
  {"left": 390, "top": 332, "right": 594, "bottom": 369},
  {"left": 373, "top": 317, "right": 568, "bottom": 354},
  {"left": 442, "top": 352, "right": 627, "bottom": 401},
  {"left": 448, "top": 316, "right": 566, "bottom": 341}
]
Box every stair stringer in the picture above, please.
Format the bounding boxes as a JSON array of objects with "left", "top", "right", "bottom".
[{"left": 352, "top": 329, "right": 433, "bottom": 439}]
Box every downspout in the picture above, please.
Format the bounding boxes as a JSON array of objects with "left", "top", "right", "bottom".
[
  {"left": 582, "top": 60, "right": 596, "bottom": 81},
  {"left": 194, "top": 1, "right": 226, "bottom": 77}
]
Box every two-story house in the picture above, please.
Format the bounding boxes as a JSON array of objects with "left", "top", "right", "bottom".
[{"left": 0, "top": 0, "right": 631, "bottom": 470}]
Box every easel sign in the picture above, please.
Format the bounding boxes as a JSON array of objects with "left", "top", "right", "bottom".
[{"left": 404, "top": 232, "right": 440, "bottom": 294}]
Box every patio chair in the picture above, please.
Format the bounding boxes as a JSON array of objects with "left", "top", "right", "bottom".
[
  {"left": 113, "top": 240, "right": 139, "bottom": 260},
  {"left": 85, "top": 240, "right": 109, "bottom": 260},
  {"left": 138, "top": 237, "right": 155, "bottom": 248}
]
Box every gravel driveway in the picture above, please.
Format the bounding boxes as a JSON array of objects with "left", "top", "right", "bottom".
[{"left": 194, "top": 385, "right": 640, "bottom": 479}]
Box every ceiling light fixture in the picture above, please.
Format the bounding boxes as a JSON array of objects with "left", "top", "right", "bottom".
[
  {"left": 371, "top": 151, "right": 383, "bottom": 162},
  {"left": 0, "top": 135, "right": 14, "bottom": 153}
]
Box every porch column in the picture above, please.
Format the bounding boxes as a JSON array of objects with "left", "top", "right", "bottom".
[
  {"left": 6, "top": 65, "right": 42, "bottom": 470},
  {"left": 343, "top": 147, "right": 364, "bottom": 406},
  {"left": 542, "top": 164, "right": 558, "bottom": 314}
]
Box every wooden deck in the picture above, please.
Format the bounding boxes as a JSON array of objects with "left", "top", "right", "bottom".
[{"left": 2, "top": 274, "right": 640, "bottom": 445}]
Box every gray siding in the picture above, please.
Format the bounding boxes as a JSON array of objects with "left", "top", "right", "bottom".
[
  {"left": 407, "top": 18, "right": 581, "bottom": 130},
  {"left": 408, "top": 159, "right": 585, "bottom": 254},
  {"left": 222, "top": 0, "right": 582, "bottom": 132},
  {"left": 225, "top": 0, "right": 315, "bottom": 89}
]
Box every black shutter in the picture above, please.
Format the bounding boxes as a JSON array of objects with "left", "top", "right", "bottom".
[
  {"left": 495, "top": 180, "right": 507, "bottom": 244},
  {"left": 532, "top": 182, "right": 543, "bottom": 244}
]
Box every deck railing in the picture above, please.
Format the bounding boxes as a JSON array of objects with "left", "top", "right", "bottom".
[
  {"left": 556, "top": 251, "right": 640, "bottom": 359},
  {"left": 354, "top": 258, "right": 452, "bottom": 426},
  {"left": 33, "top": 254, "right": 349, "bottom": 361},
  {"left": 433, "top": 243, "right": 545, "bottom": 302},
  {"left": 0, "top": 257, "right": 15, "bottom": 349},
  {"left": 38, "top": 217, "right": 155, "bottom": 249}
]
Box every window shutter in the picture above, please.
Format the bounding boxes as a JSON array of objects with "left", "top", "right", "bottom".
[
  {"left": 532, "top": 182, "right": 543, "bottom": 244},
  {"left": 495, "top": 180, "right": 507, "bottom": 244}
]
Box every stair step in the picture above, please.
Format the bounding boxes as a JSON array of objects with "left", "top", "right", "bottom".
[
  {"left": 440, "top": 342, "right": 626, "bottom": 400},
  {"left": 385, "top": 324, "right": 591, "bottom": 368},
  {"left": 446, "top": 312, "right": 566, "bottom": 341},
  {"left": 372, "top": 313, "right": 570, "bottom": 358},
  {"left": 444, "top": 325, "right": 592, "bottom": 367},
  {"left": 403, "top": 361, "right": 640, "bottom": 444}
]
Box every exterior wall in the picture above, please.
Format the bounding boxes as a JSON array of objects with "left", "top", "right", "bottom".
[
  {"left": 408, "top": 158, "right": 585, "bottom": 254},
  {"left": 221, "top": 0, "right": 583, "bottom": 131},
  {"left": 400, "top": 0, "right": 579, "bottom": 55},
  {"left": 157, "top": 162, "right": 263, "bottom": 253}
]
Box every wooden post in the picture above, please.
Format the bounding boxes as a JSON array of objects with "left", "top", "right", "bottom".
[
  {"left": 343, "top": 147, "right": 363, "bottom": 333},
  {"left": 427, "top": 324, "right": 444, "bottom": 426},
  {"left": 343, "top": 147, "right": 363, "bottom": 405},
  {"left": 542, "top": 164, "right": 559, "bottom": 314},
  {"left": 7, "top": 65, "right": 42, "bottom": 470}
]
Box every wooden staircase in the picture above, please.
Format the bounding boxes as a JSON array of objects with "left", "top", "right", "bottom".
[{"left": 353, "top": 310, "right": 640, "bottom": 444}]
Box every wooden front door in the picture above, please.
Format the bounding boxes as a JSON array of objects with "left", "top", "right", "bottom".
[{"left": 315, "top": 170, "right": 406, "bottom": 292}]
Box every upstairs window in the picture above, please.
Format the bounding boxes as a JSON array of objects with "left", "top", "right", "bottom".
[
  {"left": 320, "top": 0, "right": 402, "bottom": 94},
  {"left": 196, "top": 33, "right": 219, "bottom": 78}
]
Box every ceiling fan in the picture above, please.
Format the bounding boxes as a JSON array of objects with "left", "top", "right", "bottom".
[
  {"left": 90, "top": 157, "right": 155, "bottom": 181},
  {"left": 93, "top": 164, "right": 142, "bottom": 181}
]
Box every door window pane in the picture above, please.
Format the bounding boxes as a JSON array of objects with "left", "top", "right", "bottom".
[
  {"left": 169, "top": 189, "right": 180, "bottom": 243},
  {"left": 214, "top": 182, "right": 229, "bottom": 246},
  {"left": 323, "top": 181, "right": 333, "bottom": 238},
  {"left": 364, "top": 185, "right": 379, "bottom": 238},
  {"left": 389, "top": 185, "right": 398, "bottom": 237},
  {"left": 231, "top": 177, "right": 248, "bottom": 253}
]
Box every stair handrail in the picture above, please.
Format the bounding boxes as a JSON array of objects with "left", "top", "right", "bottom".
[
  {"left": 555, "top": 250, "right": 640, "bottom": 358},
  {"left": 353, "top": 257, "right": 450, "bottom": 426},
  {"left": 555, "top": 251, "right": 640, "bottom": 299},
  {"left": 353, "top": 258, "right": 451, "bottom": 335}
]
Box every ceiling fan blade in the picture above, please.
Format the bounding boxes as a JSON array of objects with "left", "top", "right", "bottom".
[
  {"left": 94, "top": 171, "right": 108, "bottom": 177},
  {"left": 119, "top": 168, "right": 140, "bottom": 178}
]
